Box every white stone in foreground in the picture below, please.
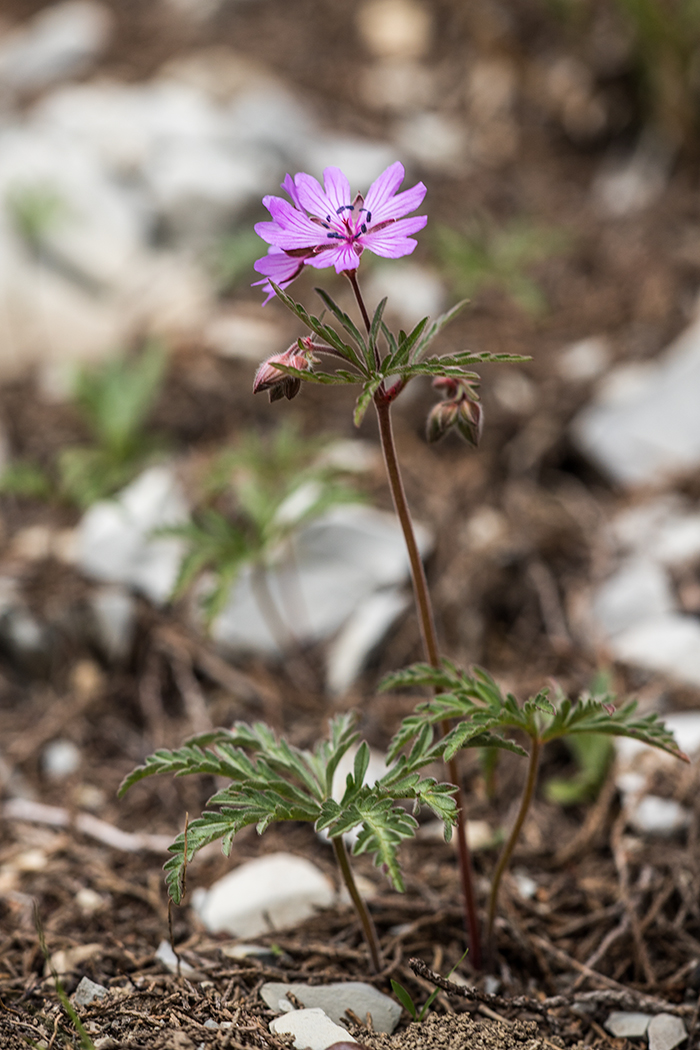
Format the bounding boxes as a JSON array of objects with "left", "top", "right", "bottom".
[
  {"left": 73, "top": 976, "right": 108, "bottom": 1007},
  {"left": 604, "top": 1012, "right": 651, "bottom": 1039},
  {"left": 647, "top": 1013, "right": 687, "bottom": 1050},
  {"left": 270, "top": 1008, "right": 356, "bottom": 1050},
  {"left": 262, "top": 982, "right": 401, "bottom": 1034},
  {"left": 192, "top": 853, "right": 335, "bottom": 937}
]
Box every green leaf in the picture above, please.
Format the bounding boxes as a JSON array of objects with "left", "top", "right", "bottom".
[
  {"left": 369, "top": 296, "right": 388, "bottom": 361},
  {"left": 313, "top": 287, "right": 370, "bottom": 368},
  {"left": 391, "top": 980, "right": 418, "bottom": 1021},
  {"left": 353, "top": 377, "right": 383, "bottom": 426},
  {"left": 411, "top": 299, "right": 469, "bottom": 360},
  {"left": 382, "top": 316, "right": 429, "bottom": 372},
  {"left": 269, "top": 283, "right": 365, "bottom": 370}
]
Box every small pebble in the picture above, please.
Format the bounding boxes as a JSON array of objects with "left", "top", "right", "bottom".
[
  {"left": 605, "top": 1011, "right": 652, "bottom": 1039},
  {"left": 648, "top": 1013, "right": 687, "bottom": 1050},
  {"left": 270, "top": 1008, "right": 357, "bottom": 1050},
  {"left": 42, "top": 739, "right": 81, "bottom": 779},
  {"left": 73, "top": 976, "right": 108, "bottom": 1007}
]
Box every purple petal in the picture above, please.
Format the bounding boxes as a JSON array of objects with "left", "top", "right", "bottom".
[
  {"left": 369, "top": 182, "right": 427, "bottom": 224},
  {"left": 294, "top": 172, "right": 338, "bottom": 221},
  {"left": 255, "top": 200, "right": 323, "bottom": 248},
  {"left": 363, "top": 162, "right": 405, "bottom": 215},
  {"left": 305, "top": 242, "right": 360, "bottom": 272},
  {"left": 322, "top": 167, "right": 352, "bottom": 214},
  {"left": 360, "top": 215, "right": 427, "bottom": 258},
  {"left": 252, "top": 249, "right": 306, "bottom": 304},
  {"left": 281, "top": 173, "right": 304, "bottom": 211},
  {"left": 253, "top": 247, "right": 301, "bottom": 279}
]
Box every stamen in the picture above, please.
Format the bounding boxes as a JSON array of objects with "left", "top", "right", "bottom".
[{"left": 360, "top": 208, "right": 372, "bottom": 223}]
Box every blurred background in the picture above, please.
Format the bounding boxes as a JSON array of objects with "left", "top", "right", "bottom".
[{"left": 1, "top": 0, "right": 700, "bottom": 1018}]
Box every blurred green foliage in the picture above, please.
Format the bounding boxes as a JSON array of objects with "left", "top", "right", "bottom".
[
  {"left": 164, "top": 423, "right": 362, "bottom": 624},
  {"left": 6, "top": 184, "right": 68, "bottom": 249},
  {"left": 213, "top": 229, "right": 267, "bottom": 293},
  {"left": 544, "top": 732, "right": 615, "bottom": 805},
  {"left": 0, "top": 344, "right": 167, "bottom": 510},
  {"left": 433, "top": 219, "right": 569, "bottom": 316}
]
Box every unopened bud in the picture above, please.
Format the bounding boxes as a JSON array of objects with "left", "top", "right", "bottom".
[
  {"left": 455, "top": 398, "right": 483, "bottom": 447},
  {"left": 253, "top": 340, "right": 313, "bottom": 402},
  {"left": 426, "top": 399, "right": 459, "bottom": 443}
]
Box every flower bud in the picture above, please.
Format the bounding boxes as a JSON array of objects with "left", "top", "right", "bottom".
[
  {"left": 253, "top": 340, "right": 313, "bottom": 402},
  {"left": 426, "top": 399, "right": 459, "bottom": 443},
  {"left": 456, "top": 398, "right": 483, "bottom": 448}
]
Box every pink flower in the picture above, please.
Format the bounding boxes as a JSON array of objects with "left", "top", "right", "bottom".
[
  {"left": 253, "top": 162, "right": 426, "bottom": 301},
  {"left": 252, "top": 338, "right": 315, "bottom": 402}
]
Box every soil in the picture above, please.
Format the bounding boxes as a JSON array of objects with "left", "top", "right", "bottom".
[{"left": 2, "top": 1, "right": 700, "bottom": 1048}]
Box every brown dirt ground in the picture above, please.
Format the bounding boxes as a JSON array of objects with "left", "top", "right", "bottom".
[{"left": 2, "top": 1, "right": 700, "bottom": 1048}]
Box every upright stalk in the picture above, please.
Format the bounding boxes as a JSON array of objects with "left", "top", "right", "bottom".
[
  {"left": 486, "top": 736, "right": 541, "bottom": 941},
  {"left": 347, "top": 272, "right": 483, "bottom": 969},
  {"left": 332, "top": 835, "right": 382, "bottom": 973}
]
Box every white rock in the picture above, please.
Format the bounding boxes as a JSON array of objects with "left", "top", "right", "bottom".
[
  {"left": 513, "top": 870, "right": 537, "bottom": 900},
  {"left": 331, "top": 746, "right": 388, "bottom": 806},
  {"left": 73, "top": 976, "right": 108, "bottom": 1007},
  {"left": 262, "top": 982, "right": 401, "bottom": 1034},
  {"left": 326, "top": 588, "right": 409, "bottom": 695},
  {"left": 211, "top": 505, "right": 432, "bottom": 655},
  {"left": 572, "top": 307, "right": 700, "bottom": 486},
  {"left": 89, "top": 585, "right": 136, "bottom": 660},
  {"left": 2, "top": 607, "right": 46, "bottom": 654},
  {"left": 228, "top": 87, "right": 315, "bottom": 160},
  {"left": 364, "top": 263, "right": 444, "bottom": 329},
  {"left": 557, "top": 337, "right": 611, "bottom": 382},
  {"left": 192, "top": 853, "right": 335, "bottom": 937},
  {"left": 0, "top": 238, "right": 128, "bottom": 379},
  {"left": 611, "top": 613, "right": 700, "bottom": 687},
  {"left": 155, "top": 939, "right": 195, "bottom": 975},
  {"left": 605, "top": 1012, "right": 652, "bottom": 1039},
  {"left": 647, "top": 1013, "right": 687, "bottom": 1050},
  {"left": 628, "top": 795, "right": 691, "bottom": 837},
  {"left": 0, "top": 124, "right": 147, "bottom": 289},
  {"left": 270, "top": 1008, "right": 356, "bottom": 1050},
  {"left": 462, "top": 507, "right": 509, "bottom": 553},
  {"left": 592, "top": 558, "right": 674, "bottom": 639},
  {"left": 394, "top": 112, "right": 468, "bottom": 175},
  {"left": 77, "top": 465, "right": 188, "bottom": 605},
  {"left": 593, "top": 134, "right": 672, "bottom": 218},
  {"left": 144, "top": 137, "right": 268, "bottom": 239},
  {"left": 42, "top": 739, "right": 81, "bottom": 779},
  {"left": 356, "top": 0, "right": 432, "bottom": 60},
  {"left": 492, "top": 371, "right": 537, "bottom": 415},
  {"left": 0, "top": 2, "right": 113, "bottom": 93}
]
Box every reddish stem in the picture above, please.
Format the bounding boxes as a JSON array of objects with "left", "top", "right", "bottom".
[{"left": 344, "top": 268, "right": 483, "bottom": 968}]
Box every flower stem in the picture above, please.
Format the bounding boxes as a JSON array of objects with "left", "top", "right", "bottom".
[
  {"left": 374, "top": 399, "right": 483, "bottom": 970},
  {"left": 332, "top": 835, "right": 382, "bottom": 973},
  {"left": 346, "top": 269, "right": 483, "bottom": 969},
  {"left": 486, "top": 736, "right": 541, "bottom": 944}
]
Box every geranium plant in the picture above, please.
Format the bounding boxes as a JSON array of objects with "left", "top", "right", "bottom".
[{"left": 121, "top": 160, "right": 685, "bottom": 973}]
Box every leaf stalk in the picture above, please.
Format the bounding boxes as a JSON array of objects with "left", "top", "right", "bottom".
[{"left": 332, "top": 834, "right": 382, "bottom": 973}]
